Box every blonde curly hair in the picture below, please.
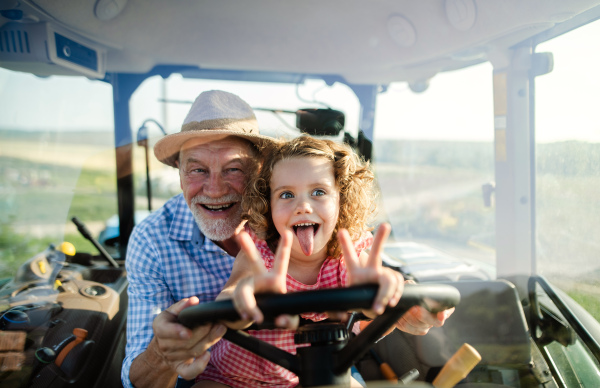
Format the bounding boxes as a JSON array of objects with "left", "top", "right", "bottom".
[{"left": 242, "top": 135, "right": 378, "bottom": 258}]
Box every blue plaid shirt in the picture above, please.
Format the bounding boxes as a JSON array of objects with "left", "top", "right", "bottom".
[{"left": 121, "top": 194, "right": 235, "bottom": 388}]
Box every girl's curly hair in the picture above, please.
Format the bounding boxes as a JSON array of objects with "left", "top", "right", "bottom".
[{"left": 242, "top": 135, "right": 378, "bottom": 258}]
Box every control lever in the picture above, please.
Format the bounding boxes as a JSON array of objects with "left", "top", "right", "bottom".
[
  {"left": 34, "top": 328, "right": 94, "bottom": 381},
  {"left": 34, "top": 328, "right": 85, "bottom": 367},
  {"left": 432, "top": 343, "right": 481, "bottom": 388},
  {"left": 369, "top": 348, "right": 398, "bottom": 382},
  {"left": 71, "top": 217, "right": 119, "bottom": 268},
  {"left": 55, "top": 328, "right": 88, "bottom": 367}
]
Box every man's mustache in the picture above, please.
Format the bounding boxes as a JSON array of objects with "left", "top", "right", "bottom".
[{"left": 191, "top": 194, "right": 242, "bottom": 205}]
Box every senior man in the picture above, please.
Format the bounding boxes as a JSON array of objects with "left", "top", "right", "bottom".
[{"left": 122, "top": 90, "right": 453, "bottom": 388}]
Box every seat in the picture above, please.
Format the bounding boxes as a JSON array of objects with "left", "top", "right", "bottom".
[
  {"left": 358, "top": 280, "right": 531, "bottom": 383},
  {"left": 414, "top": 280, "right": 531, "bottom": 367}
]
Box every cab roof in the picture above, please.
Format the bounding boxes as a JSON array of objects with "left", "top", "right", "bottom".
[{"left": 1, "top": 0, "right": 599, "bottom": 84}]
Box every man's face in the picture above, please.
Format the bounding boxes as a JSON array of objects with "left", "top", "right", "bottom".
[{"left": 178, "top": 137, "right": 256, "bottom": 241}]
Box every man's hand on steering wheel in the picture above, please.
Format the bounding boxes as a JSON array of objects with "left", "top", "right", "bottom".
[
  {"left": 396, "top": 303, "right": 456, "bottom": 335},
  {"left": 150, "top": 297, "right": 227, "bottom": 379}
]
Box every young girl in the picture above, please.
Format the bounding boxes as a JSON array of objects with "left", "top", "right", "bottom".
[{"left": 194, "top": 135, "right": 404, "bottom": 388}]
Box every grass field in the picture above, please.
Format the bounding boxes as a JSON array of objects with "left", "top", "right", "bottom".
[{"left": 0, "top": 131, "right": 175, "bottom": 277}]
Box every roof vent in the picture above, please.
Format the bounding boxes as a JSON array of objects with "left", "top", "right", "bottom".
[
  {"left": 0, "top": 28, "right": 27, "bottom": 53},
  {"left": 0, "top": 23, "right": 41, "bottom": 58}
]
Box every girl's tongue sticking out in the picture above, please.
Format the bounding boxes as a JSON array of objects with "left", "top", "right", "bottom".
[{"left": 294, "top": 223, "right": 317, "bottom": 256}]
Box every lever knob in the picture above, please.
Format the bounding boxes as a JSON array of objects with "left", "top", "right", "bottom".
[
  {"left": 55, "top": 328, "right": 87, "bottom": 367},
  {"left": 433, "top": 343, "right": 481, "bottom": 388}
]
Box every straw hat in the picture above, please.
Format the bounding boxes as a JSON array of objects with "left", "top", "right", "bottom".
[{"left": 154, "top": 90, "right": 275, "bottom": 167}]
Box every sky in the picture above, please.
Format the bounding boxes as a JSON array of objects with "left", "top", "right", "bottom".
[{"left": 1, "top": 19, "right": 599, "bottom": 144}]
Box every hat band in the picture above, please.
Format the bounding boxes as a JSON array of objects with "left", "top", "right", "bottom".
[{"left": 182, "top": 118, "right": 258, "bottom": 134}]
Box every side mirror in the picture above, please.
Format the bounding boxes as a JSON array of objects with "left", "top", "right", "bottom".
[
  {"left": 296, "top": 108, "right": 345, "bottom": 136},
  {"left": 481, "top": 182, "right": 495, "bottom": 208}
]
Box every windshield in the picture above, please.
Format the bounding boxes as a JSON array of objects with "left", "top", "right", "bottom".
[
  {"left": 2, "top": 50, "right": 596, "bottom": 295},
  {"left": 1, "top": 63, "right": 498, "bottom": 282},
  {"left": 0, "top": 71, "right": 114, "bottom": 280},
  {"left": 374, "top": 63, "right": 496, "bottom": 279},
  {"left": 534, "top": 19, "right": 600, "bottom": 322},
  {"left": 0, "top": 65, "right": 495, "bottom": 276},
  {"left": 0, "top": 72, "right": 362, "bottom": 280}
]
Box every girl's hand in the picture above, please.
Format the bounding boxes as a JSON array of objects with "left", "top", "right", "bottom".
[
  {"left": 233, "top": 230, "right": 295, "bottom": 326},
  {"left": 339, "top": 223, "right": 404, "bottom": 315}
]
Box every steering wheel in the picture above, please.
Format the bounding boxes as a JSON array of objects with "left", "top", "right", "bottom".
[{"left": 179, "top": 283, "right": 460, "bottom": 387}]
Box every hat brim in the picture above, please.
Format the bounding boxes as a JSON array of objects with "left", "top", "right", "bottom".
[{"left": 154, "top": 129, "right": 276, "bottom": 167}]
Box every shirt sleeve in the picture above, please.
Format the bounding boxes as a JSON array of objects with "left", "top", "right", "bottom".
[{"left": 121, "top": 224, "right": 174, "bottom": 388}]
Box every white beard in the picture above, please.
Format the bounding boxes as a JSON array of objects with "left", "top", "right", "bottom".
[{"left": 190, "top": 194, "right": 243, "bottom": 241}]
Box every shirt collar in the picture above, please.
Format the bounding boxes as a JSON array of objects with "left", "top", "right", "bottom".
[
  {"left": 168, "top": 194, "right": 196, "bottom": 241},
  {"left": 191, "top": 220, "right": 205, "bottom": 246}
]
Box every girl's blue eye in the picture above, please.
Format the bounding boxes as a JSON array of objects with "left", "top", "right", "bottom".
[
  {"left": 312, "top": 189, "right": 326, "bottom": 196},
  {"left": 280, "top": 192, "right": 294, "bottom": 199}
]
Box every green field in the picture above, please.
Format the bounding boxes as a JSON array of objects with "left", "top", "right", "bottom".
[{"left": 0, "top": 130, "right": 174, "bottom": 278}]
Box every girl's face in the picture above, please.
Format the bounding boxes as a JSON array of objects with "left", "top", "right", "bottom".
[{"left": 270, "top": 156, "right": 340, "bottom": 261}]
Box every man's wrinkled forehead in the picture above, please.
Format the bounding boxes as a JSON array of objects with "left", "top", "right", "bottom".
[{"left": 179, "top": 136, "right": 257, "bottom": 159}]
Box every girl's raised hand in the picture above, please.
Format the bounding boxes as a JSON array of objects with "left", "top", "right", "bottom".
[
  {"left": 339, "top": 223, "right": 404, "bottom": 315},
  {"left": 233, "top": 230, "right": 294, "bottom": 325}
]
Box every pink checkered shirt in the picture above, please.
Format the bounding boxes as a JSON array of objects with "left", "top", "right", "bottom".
[{"left": 197, "top": 227, "right": 373, "bottom": 388}]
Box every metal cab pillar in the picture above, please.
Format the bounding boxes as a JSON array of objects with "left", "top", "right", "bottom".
[{"left": 491, "top": 44, "right": 537, "bottom": 279}]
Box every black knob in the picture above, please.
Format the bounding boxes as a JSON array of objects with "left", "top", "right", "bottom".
[
  {"left": 0, "top": 309, "right": 30, "bottom": 330},
  {"left": 35, "top": 347, "right": 57, "bottom": 363}
]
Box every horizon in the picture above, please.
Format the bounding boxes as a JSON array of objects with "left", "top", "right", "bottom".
[{"left": 3, "top": 126, "right": 599, "bottom": 145}]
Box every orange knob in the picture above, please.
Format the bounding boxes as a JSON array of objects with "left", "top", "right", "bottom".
[{"left": 55, "top": 328, "right": 88, "bottom": 367}]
